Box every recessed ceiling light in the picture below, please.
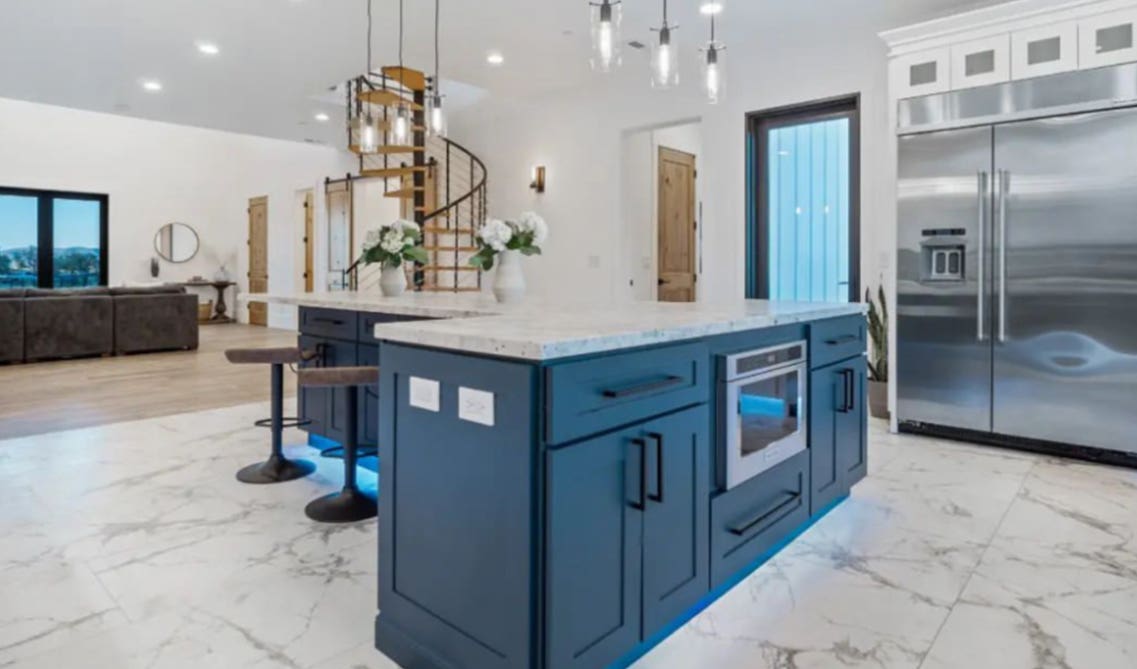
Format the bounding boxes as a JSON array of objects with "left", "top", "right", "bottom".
[
  {"left": 486, "top": 51, "right": 505, "bottom": 66},
  {"left": 314, "top": 112, "right": 330, "bottom": 122},
  {"left": 699, "top": 1, "right": 724, "bottom": 15},
  {"left": 141, "top": 79, "right": 163, "bottom": 92},
  {"left": 196, "top": 42, "right": 220, "bottom": 56}
]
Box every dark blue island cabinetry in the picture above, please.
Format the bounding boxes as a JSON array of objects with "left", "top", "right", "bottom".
[{"left": 369, "top": 312, "right": 869, "bottom": 669}]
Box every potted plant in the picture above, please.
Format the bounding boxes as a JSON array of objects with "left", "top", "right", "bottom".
[
  {"left": 865, "top": 284, "right": 889, "bottom": 420},
  {"left": 362, "top": 219, "right": 428, "bottom": 297},
  {"left": 469, "top": 212, "right": 548, "bottom": 303}
]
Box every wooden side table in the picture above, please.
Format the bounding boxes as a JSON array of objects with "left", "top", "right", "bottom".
[{"left": 182, "top": 281, "right": 237, "bottom": 324}]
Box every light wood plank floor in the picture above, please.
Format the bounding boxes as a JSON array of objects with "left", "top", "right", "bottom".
[{"left": 0, "top": 324, "right": 300, "bottom": 439}]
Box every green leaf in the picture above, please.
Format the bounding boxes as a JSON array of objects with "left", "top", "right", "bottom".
[
  {"left": 405, "top": 246, "right": 430, "bottom": 265},
  {"left": 520, "top": 246, "right": 541, "bottom": 256}
]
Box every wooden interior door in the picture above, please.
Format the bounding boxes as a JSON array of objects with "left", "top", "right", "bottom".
[
  {"left": 247, "top": 196, "right": 269, "bottom": 326},
  {"left": 303, "top": 191, "right": 314, "bottom": 292},
  {"left": 657, "top": 147, "right": 697, "bottom": 302}
]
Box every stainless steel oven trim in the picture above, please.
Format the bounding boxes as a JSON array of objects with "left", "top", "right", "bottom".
[
  {"left": 724, "top": 339, "right": 809, "bottom": 382},
  {"left": 723, "top": 359, "right": 809, "bottom": 490}
]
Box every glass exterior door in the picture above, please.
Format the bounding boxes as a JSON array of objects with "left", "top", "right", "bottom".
[
  {"left": 52, "top": 198, "right": 103, "bottom": 288},
  {"left": 0, "top": 187, "right": 107, "bottom": 288}
]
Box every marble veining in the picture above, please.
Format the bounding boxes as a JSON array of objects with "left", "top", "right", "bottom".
[
  {"left": 243, "top": 291, "right": 866, "bottom": 360},
  {"left": 2, "top": 405, "right": 1135, "bottom": 668}
]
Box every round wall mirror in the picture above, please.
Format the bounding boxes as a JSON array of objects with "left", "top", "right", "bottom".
[{"left": 154, "top": 222, "right": 200, "bottom": 263}]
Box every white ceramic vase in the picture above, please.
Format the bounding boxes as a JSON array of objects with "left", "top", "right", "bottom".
[
  {"left": 493, "top": 249, "right": 526, "bottom": 304},
  {"left": 379, "top": 264, "right": 407, "bottom": 297}
]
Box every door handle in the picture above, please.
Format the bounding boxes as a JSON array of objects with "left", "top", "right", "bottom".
[
  {"left": 602, "top": 375, "right": 684, "bottom": 399},
  {"left": 845, "top": 369, "right": 856, "bottom": 413},
  {"left": 997, "top": 169, "right": 1009, "bottom": 343},
  {"left": 727, "top": 491, "right": 801, "bottom": 536},
  {"left": 627, "top": 438, "right": 647, "bottom": 511},
  {"left": 977, "top": 171, "right": 988, "bottom": 343},
  {"left": 647, "top": 432, "right": 664, "bottom": 503},
  {"left": 824, "top": 334, "right": 859, "bottom": 346}
]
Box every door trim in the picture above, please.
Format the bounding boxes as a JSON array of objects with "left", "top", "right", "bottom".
[{"left": 745, "top": 94, "right": 861, "bottom": 302}]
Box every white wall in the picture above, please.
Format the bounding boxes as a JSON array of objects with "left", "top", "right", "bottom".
[
  {"left": 0, "top": 97, "right": 355, "bottom": 328},
  {"left": 451, "top": 22, "right": 894, "bottom": 307}
]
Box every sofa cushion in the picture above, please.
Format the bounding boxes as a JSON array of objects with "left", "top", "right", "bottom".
[
  {"left": 109, "top": 285, "right": 186, "bottom": 296},
  {"left": 0, "top": 288, "right": 26, "bottom": 299},
  {"left": 24, "top": 295, "right": 114, "bottom": 360},
  {"left": 26, "top": 287, "right": 111, "bottom": 298},
  {"left": 0, "top": 299, "right": 23, "bottom": 362}
]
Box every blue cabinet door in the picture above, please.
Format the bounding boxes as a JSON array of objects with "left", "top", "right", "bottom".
[
  {"left": 641, "top": 405, "right": 710, "bottom": 638},
  {"left": 297, "top": 335, "right": 358, "bottom": 444},
  {"left": 547, "top": 427, "right": 643, "bottom": 669},
  {"left": 298, "top": 334, "right": 327, "bottom": 436},
  {"left": 839, "top": 357, "right": 868, "bottom": 487},
  {"left": 357, "top": 344, "right": 380, "bottom": 447},
  {"left": 809, "top": 356, "right": 867, "bottom": 515}
]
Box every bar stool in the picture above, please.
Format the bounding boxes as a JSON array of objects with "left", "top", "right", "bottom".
[
  {"left": 298, "top": 366, "right": 380, "bottom": 523},
  {"left": 225, "top": 347, "right": 317, "bottom": 484}
]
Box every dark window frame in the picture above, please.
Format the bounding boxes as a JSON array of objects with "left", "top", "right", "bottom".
[
  {"left": 745, "top": 94, "right": 861, "bottom": 302},
  {"left": 0, "top": 185, "right": 109, "bottom": 288}
]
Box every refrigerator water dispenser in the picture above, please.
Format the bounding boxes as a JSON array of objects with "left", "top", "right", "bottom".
[{"left": 920, "top": 230, "right": 966, "bottom": 282}]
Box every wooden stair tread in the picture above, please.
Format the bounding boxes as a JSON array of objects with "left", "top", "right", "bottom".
[
  {"left": 382, "top": 66, "right": 427, "bottom": 92},
  {"left": 384, "top": 187, "right": 424, "bottom": 199},
  {"left": 358, "top": 89, "right": 424, "bottom": 110},
  {"left": 361, "top": 166, "right": 427, "bottom": 178},
  {"left": 422, "top": 245, "right": 478, "bottom": 251},
  {"left": 350, "top": 145, "right": 425, "bottom": 156},
  {"left": 422, "top": 226, "right": 476, "bottom": 234}
]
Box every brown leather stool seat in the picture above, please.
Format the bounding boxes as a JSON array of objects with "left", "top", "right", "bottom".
[
  {"left": 297, "top": 366, "right": 380, "bottom": 523},
  {"left": 224, "top": 346, "right": 317, "bottom": 485},
  {"left": 225, "top": 347, "right": 307, "bottom": 366}
]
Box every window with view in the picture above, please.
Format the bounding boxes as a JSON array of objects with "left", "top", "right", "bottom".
[{"left": 0, "top": 187, "right": 108, "bottom": 289}]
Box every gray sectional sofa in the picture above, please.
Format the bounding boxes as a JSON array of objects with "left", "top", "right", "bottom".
[{"left": 0, "top": 286, "right": 199, "bottom": 363}]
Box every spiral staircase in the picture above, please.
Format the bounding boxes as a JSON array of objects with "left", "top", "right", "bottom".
[{"left": 341, "top": 66, "right": 486, "bottom": 293}]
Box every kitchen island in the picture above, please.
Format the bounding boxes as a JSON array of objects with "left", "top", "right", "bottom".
[{"left": 244, "top": 292, "right": 868, "bottom": 669}]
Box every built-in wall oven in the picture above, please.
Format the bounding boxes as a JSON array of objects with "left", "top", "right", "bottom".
[{"left": 719, "top": 341, "right": 808, "bottom": 490}]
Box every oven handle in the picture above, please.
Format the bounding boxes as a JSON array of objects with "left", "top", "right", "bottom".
[
  {"left": 603, "top": 375, "right": 684, "bottom": 399},
  {"left": 727, "top": 490, "right": 802, "bottom": 536}
]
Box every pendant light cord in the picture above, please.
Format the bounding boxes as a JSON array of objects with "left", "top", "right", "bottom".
[
  {"left": 711, "top": 13, "right": 715, "bottom": 42},
  {"left": 366, "top": 0, "right": 372, "bottom": 75},
  {"left": 663, "top": 0, "right": 668, "bottom": 27},
  {"left": 434, "top": 0, "right": 440, "bottom": 86},
  {"left": 398, "top": 0, "right": 405, "bottom": 70}
]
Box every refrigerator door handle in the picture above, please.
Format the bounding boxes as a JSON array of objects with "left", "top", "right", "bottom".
[
  {"left": 997, "top": 169, "right": 1009, "bottom": 343},
  {"left": 977, "top": 171, "right": 989, "bottom": 342}
]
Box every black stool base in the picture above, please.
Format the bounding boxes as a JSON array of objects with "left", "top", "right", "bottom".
[
  {"left": 236, "top": 455, "right": 316, "bottom": 485},
  {"left": 305, "top": 487, "right": 377, "bottom": 523}
]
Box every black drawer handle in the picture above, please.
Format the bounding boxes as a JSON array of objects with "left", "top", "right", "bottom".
[
  {"left": 602, "top": 375, "right": 684, "bottom": 399},
  {"left": 312, "top": 317, "right": 345, "bottom": 326},
  {"left": 727, "top": 491, "right": 801, "bottom": 536},
  {"left": 627, "top": 438, "right": 647, "bottom": 511},
  {"left": 825, "top": 334, "right": 859, "bottom": 346}
]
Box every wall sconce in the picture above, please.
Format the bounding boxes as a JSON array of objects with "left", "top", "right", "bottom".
[{"left": 530, "top": 165, "right": 546, "bottom": 194}]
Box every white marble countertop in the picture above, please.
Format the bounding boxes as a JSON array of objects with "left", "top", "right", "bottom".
[{"left": 242, "top": 292, "right": 865, "bottom": 361}]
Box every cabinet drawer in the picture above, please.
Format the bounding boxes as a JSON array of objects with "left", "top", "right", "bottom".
[
  {"left": 809, "top": 316, "right": 866, "bottom": 369},
  {"left": 299, "top": 307, "right": 358, "bottom": 341},
  {"left": 710, "top": 450, "right": 809, "bottom": 588},
  {"left": 545, "top": 342, "right": 709, "bottom": 445},
  {"left": 358, "top": 311, "right": 427, "bottom": 344}
]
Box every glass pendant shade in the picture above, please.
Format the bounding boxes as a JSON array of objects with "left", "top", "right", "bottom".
[
  {"left": 704, "top": 44, "right": 724, "bottom": 104},
  {"left": 651, "top": 27, "right": 679, "bottom": 88},
  {"left": 427, "top": 94, "right": 447, "bottom": 137},
  {"left": 355, "top": 113, "right": 380, "bottom": 153},
  {"left": 590, "top": 1, "right": 622, "bottom": 72},
  {"left": 391, "top": 105, "right": 411, "bottom": 145}
]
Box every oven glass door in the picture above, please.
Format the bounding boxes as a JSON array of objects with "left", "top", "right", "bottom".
[{"left": 726, "top": 363, "right": 807, "bottom": 488}]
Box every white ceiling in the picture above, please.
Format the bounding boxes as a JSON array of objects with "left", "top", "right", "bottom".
[{"left": 0, "top": 0, "right": 1006, "bottom": 145}]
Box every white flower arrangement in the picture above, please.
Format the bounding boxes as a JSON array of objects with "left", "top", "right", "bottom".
[
  {"left": 469, "top": 212, "right": 548, "bottom": 271},
  {"left": 362, "top": 219, "right": 428, "bottom": 268}
]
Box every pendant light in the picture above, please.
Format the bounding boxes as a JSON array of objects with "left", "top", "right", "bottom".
[
  {"left": 391, "top": 0, "right": 412, "bottom": 145},
  {"left": 427, "top": 0, "right": 447, "bottom": 137},
  {"left": 650, "top": 0, "right": 679, "bottom": 89},
  {"left": 354, "top": 0, "right": 380, "bottom": 154},
  {"left": 589, "top": 0, "right": 622, "bottom": 72},
  {"left": 702, "top": 10, "right": 725, "bottom": 104}
]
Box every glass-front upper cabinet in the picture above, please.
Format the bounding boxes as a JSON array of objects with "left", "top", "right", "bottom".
[
  {"left": 1079, "top": 9, "right": 1137, "bottom": 70},
  {"left": 950, "top": 34, "right": 1011, "bottom": 89},
  {"left": 892, "top": 47, "right": 951, "bottom": 99},
  {"left": 1011, "top": 22, "right": 1079, "bottom": 80}
]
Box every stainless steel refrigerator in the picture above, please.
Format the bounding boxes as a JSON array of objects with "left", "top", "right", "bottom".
[{"left": 897, "top": 64, "right": 1137, "bottom": 464}]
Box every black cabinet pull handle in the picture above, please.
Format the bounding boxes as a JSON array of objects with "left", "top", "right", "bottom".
[
  {"left": 602, "top": 375, "right": 684, "bottom": 399},
  {"left": 846, "top": 369, "right": 856, "bottom": 412},
  {"left": 727, "top": 491, "right": 801, "bottom": 536},
  {"left": 312, "top": 317, "right": 345, "bottom": 326},
  {"left": 628, "top": 438, "right": 647, "bottom": 511},
  {"left": 647, "top": 432, "right": 664, "bottom": 504},
  {"left": 825, "top": 334, "right": 859, "bottom": 346}
]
